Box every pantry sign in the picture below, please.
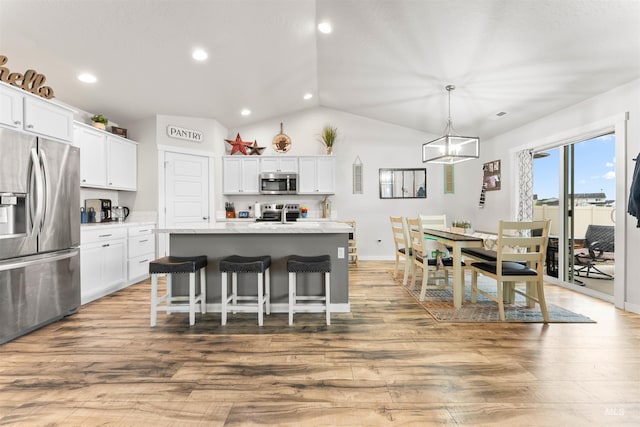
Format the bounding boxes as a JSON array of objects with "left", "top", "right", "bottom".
[{"left": 167, "top": 125, "right": 203, "bottom": 143}]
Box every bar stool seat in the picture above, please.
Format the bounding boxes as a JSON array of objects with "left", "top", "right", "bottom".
[
  {"left": 149, "top": 255, "right": 207, "bottom": 326},
  {"left": 287, "top": 254, "right": 331, "bottom": 325},
  {"left": 220, "top": 255, "right": 271, "bottom": 326}
]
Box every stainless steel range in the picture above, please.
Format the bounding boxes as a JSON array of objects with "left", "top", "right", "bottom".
[{"left": 257, "top": 203, "right": 300, "bottom": 222}]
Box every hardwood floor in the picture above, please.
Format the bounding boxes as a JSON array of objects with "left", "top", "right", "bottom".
[{"left": 1, "top": 261, "right": 639, "bottom": 426}]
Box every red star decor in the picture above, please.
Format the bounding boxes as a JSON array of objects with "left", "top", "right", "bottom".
[
  {"left": 225, "top": 133, "right": 253, "bottom": 155},
  {"left": 249, "top": 140, "right": 266, "bottom": 155}
]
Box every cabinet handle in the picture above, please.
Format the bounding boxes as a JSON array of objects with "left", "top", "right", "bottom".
[
  {"left": 14, "top": 120, "right": 21, "bottom": 125},
  {"left": 139, "top": 259, "right": 149, "bottom": 264},
  {"left": 102, "top": 243, "right": 110, "bottom": 247},
  {"left": 82, "top": 179, "right": 87, "bottom": 182},
  {"left": 139, "top": 239, "right": 148, "bottom": 243},
  {"left": 26, "top": 124, "right": 34, "bottom": 129},
  {"left": 139, "top": 229, "right": 150, "bottom": 233},
  {"left": 108, "top": 182, "right": 113, "bottom": 186},
  {"left": 99, "top": 234, "right": 112, "bottom": 237},
  {"left": 203, "top": 217, "right": 209, "bottom": 220}
]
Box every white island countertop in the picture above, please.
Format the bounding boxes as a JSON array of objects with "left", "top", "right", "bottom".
[{"left": 157, "top": 221, "right": 352, "bottom": 234}]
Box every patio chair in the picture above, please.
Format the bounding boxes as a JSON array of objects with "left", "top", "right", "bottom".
[{"left": 574, "top": 224, "right": 615, "bottom": 280}]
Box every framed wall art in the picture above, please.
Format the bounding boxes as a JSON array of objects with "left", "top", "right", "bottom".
[{"left": 483, "top": 160, "right": 501, "bottom": 191}]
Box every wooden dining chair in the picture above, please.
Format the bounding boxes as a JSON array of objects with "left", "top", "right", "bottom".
[
  {"left": 406, "top": 217, "right": 449, "bottom": 300},
  {"left": 419, "top": 214, "right": 447, "bottom": 231},
  {"left": 390, "top": 216, "right": 411, "bottom": 285},
  {"left": 469, "top": 219, "right": 551, "bottom": 322}
]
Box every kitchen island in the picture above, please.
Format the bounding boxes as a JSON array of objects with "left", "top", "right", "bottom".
[{"left": 156, "top": 221, "right": 352, "bottom": 313}]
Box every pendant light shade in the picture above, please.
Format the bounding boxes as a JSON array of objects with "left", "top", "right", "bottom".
[{"left": 422, "top": 85, "right": 479, "bottom": 164}]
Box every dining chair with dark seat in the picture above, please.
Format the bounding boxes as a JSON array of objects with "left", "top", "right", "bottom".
[
  {"left": 469, "top": 219, "right": 551, "bottom": 322},
  {"left": 406, "top": 217, "right": 450, "bottom": 301},
  {"left": 390, "top": 216, "right": 412, "bottom": 286}
]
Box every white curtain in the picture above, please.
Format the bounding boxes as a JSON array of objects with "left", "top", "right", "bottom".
[{"left": 516, "top": 149, "right": 534, "bottom": 221}]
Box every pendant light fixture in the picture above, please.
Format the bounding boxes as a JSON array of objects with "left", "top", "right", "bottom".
[{"left": 422, "top": 85, "right": 479, "bottom": 164}]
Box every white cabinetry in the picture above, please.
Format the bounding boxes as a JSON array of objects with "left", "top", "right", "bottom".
[
  {"left": 0, "top": 82, "right": 73, "bottom": 142},
  {"left": 260, "top": 156, "right": 298, "bottom": 173},
  {"left": 80, "top": 226, "right": 127, "bottom": 304},
  {"left": 127, "top": 224, "right": 156, "bottom": 282},
  {"left": 76, "top": 125, "right": 107, "bottom": 186},
  {"left": 107, "top": 135, "right": 137, "bottom": 190},
  {"left": 75, "top": 122, "right": 137, "bottom": 191},
  {"left": 223, "top": 156, "right": 260, "bottom": 194},
  {"left": 298, "top": 156, "right": 335, "bottom": 194}
]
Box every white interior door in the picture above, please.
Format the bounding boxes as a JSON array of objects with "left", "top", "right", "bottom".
[{"left": 165, "top": 151, "right": 210, "bottom": 228}]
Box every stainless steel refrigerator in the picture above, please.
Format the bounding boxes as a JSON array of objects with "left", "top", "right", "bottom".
[{"left": 0, "top": 127, "right": 80, "bottom": 344}]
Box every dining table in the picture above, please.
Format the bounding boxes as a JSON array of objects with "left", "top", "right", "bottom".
[{"left": 422, "top": 228, "right": 484, "bottom": 309}]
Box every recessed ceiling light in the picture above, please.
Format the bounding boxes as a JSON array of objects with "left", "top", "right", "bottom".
[
  {"left": 303, "top": 93, "right": 313, "bottom": 100},
  {"left": 241, "top": 109, "right": 251, "bottom": 116},
  {"left": 192, "top": 48, "right": 208, "bottom": 61},
  {"left": 317, "top": 22, "right": 332, "bottom": 34},
  {"left": 78, "top": 73, "right": 97, "bottom": 83}
]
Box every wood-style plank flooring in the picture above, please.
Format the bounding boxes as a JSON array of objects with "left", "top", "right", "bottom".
[{"left": 1, "top": 261, "right": 639, "bottom": 426}]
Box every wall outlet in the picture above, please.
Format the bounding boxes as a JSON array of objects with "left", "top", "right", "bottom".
[{"left": 338, "top": 247, "right": 345, "bottom": 258}]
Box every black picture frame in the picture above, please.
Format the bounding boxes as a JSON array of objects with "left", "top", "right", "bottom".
[{"left": 379, "top": 168, "right": 427, "bottom": 199}]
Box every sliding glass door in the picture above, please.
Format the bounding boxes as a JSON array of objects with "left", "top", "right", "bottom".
[{"left": 533, "top": 134, "right": 616, "bottom": 298}]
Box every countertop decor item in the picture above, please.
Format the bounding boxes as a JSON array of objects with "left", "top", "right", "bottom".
[
  {"left": 422, "top": 84, "right": 479, "bottom": 164},
  {"left": 91, "top": 114, "right": 108, "bottom": 130},
  {"left": 320, "top": 125, "right": 337, "bottom": 154},
  {"left": 272, "top": 122, "right": 291, "bottom": 153}
]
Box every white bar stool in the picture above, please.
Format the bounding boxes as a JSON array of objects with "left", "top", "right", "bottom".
[
  {"left": 149, "top": 255, "right": 207, "bottom": 326},
  {"left": 287, "top": 254, "right": 331, "bottom": 325},
  {"left": 220, "top": 255, "right": 271, "bottom": 326}
]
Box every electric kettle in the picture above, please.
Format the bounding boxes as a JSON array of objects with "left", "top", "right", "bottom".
[{"left": 112, "top": 206, "right": 130, "bottom": 222}]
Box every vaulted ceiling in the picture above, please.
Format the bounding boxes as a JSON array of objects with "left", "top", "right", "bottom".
[{"left": 1, "top": 0, "right": 639, "bottom": 139}]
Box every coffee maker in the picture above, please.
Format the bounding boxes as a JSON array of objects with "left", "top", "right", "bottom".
[{"left": 84, "top": 198, "right": 112, "bottom": 222}]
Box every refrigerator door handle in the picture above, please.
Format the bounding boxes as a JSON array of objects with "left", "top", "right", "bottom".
[
  {"left": 29, "top": 148, "right": 44, "bottom": 234},
  {"left": 0, "top": 248, "right": 79, "bottom": 272},
  {"left": 39, "top": 148, "right": 50, "bottom": 230}
]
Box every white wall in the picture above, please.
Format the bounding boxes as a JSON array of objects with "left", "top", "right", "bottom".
[
  {"left": 453, "top": 78, "right": 640, "bottom": 311},
  {"left": 232, "top": 107, "right": 445, "bottom": 260}
]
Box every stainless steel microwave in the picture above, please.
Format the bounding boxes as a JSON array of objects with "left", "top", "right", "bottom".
[{"left": 259, "top": 172, "right": 297, "bottom": 195}]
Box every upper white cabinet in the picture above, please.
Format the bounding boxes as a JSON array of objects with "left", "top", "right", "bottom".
[
  {"left": 75, "top": 122, "right": 137, "bottom": 191},
  {"left": 260, "top": 156, "right": 298, "bottom": 173},
  {"left": 76, "top": 125, "right": 107, "bottom": 187},
  {"left": 107, "top": 135, "right": 137, "bottom": 190},
  {"left": 298, "top": 156, "right": 335, "bottom": 194},
  {"left": 223, "top": 156, "right": 260, "bottom": 194},
  {"left": 0, "top": 82, "right": 73, "bottom": 142}
]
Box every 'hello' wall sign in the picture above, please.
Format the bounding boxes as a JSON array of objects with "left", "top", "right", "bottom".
[
  {"left": 167, "top": 125, "right": 203, "bottom": 143},
  {"left": 0, "top": 55, "right": 55, "bottom": 99}
]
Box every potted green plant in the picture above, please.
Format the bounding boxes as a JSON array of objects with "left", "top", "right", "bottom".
[
  {"left": 451, "top": 220, "right": 472, "bottom": 234},
  {"left": 91, "top": 114, "right": 108, "bottom": 130},
  {"left": 319, "top": 125, "right": 337, "bottom": 154}
]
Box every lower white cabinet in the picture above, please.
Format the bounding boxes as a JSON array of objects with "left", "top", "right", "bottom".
[
  {"left": 80, "top": 226, "right": 127, "bottom": 304},
  {"left": 80, "top": 222, "right": 156, "bottom": 304},
  {"left": 127, "top": 224, "right": 156, "bottom": 282}
]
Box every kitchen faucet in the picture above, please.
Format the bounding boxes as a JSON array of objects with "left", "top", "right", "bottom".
[{"left": 282, "top": 206, "right": 288, "bottom": 224}]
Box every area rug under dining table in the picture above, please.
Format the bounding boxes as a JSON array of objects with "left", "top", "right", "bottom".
[{"left": 397, "top": 273, "right": 595, "bottom": 323}]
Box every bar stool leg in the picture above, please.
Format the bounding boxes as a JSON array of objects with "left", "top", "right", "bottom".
[
  {"left": 265, "top": 267, "right": 271, "bottom": 315},
  {"left": 200, "top": 266, "right": 207, "bottom": 314},
  {"left": 288, "top": 271, "right": 296, "bottom": 325},
  {"left": 325, "top": 271, "right": 331, "bottom": 325},
  {"left": 232, "top": 272, "right": 238, "bottom": 313},
  {"left": 151, "top": 274, "right": 158, "bottom": 327},
  {"left": 257, "top": 272, "right": 264, "bottom": 326},
  {"left": 166, "top": 274, "right": 173, "bottom": 315},
  {"left": 221, "top": 271, "right": 228, "bottom": 325},
  {"left": 189, "top": 272, "right": 196, "bottom": 326}
]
